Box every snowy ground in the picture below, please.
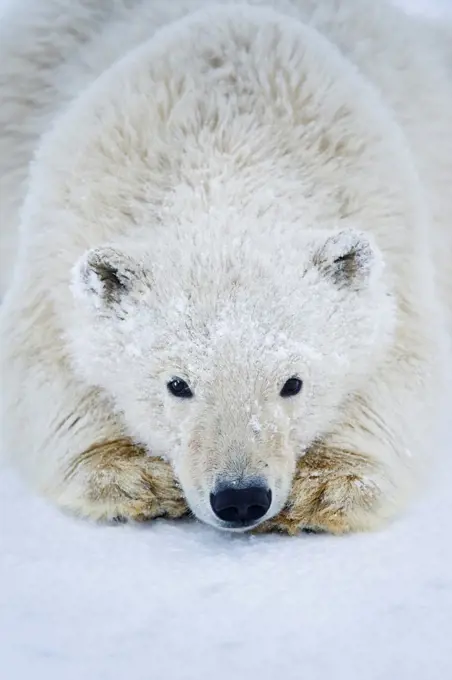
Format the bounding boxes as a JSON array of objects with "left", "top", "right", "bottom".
[{"left": 1, "top": 2, "right": 452, "bottom": 679}]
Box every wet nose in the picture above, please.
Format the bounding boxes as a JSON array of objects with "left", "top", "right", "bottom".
[{"left": 210, "top": 484, "right": 272, "bottom": 525}]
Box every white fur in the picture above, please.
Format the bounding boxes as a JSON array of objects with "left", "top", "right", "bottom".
[{"left": 1, "top": 0, "right": 451, "bottom": 531}]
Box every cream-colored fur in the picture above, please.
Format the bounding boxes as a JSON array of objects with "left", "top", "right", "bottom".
[{"left": 1, "top": 0, "right": 451, "bottom": 534}]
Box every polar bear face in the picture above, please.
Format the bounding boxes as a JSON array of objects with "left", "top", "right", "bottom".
[{"left": 69, "top": 227, "right": 395, "bottom": 531}]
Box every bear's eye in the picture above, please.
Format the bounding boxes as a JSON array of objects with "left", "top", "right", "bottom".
[
  {"left": 167, "top": 378, "right": 193, "bottom": 399},
  {"left": 280, "top": 377, "right": 303, "bottom": 398}
]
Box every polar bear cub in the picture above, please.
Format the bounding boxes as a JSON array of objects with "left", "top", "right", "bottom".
[{"left": 0, "top": 0, "right": 451, "bottom": 534}]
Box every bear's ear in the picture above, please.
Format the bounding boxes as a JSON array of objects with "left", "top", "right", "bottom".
[
  {"left": 310, "top": 229, "right": 381, "bottom": 291},
  {"left": 71, "top": 246, "right": 147, "bottom": 308}
]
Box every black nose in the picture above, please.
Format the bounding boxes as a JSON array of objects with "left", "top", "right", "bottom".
[{"left": 210, "top": 485, "right": 272, "bottom": 525}]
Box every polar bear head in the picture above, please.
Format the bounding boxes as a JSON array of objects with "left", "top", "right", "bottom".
[{"left": 69, "top": 224, "right": 395, "bottom": 531}]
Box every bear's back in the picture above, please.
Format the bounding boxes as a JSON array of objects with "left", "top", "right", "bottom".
[{"left": 1, "top": 0, "right": 451, "bottom": 309}]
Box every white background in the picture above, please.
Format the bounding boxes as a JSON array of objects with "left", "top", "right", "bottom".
[{"left": 1, "top": 2, "right": 451, "bottom": 679}]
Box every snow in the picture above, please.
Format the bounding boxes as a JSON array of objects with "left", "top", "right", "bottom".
[
  {"left": 393, "top": 0, "right": 452, "bottom": 17},
  {"left": 2, "top": 458, "right": 452, "bottom": 680},
  {"left": 1, "top": 2, "right": 452, "bottom": 679}
]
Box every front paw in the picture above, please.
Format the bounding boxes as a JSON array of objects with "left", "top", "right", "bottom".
[
  {"left": 259, "top": 445, "right": 384, "bottom": 536},
  {"left": 62, "top": 438, "right": 189, "bottom": 522}
]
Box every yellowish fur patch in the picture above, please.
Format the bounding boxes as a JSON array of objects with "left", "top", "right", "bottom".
[
  {"left": 65, "top": 439, "right": 189, "bottom": 522},
  {"left": 257, "top": 443, "right": 382, "bottom": 535}
]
